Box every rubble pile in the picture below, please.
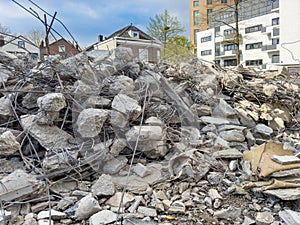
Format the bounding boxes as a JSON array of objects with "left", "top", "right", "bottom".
[{"left": 1, "top": 48, "right": 300, "bottom": 225}]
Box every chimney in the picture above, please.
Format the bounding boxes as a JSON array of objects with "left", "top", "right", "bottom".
[
  {"left": 0, "top": 35, "right": 5, "bottom": 47},
  {"left": 98, "top": 35, "right": 103, "bottom": 42}
]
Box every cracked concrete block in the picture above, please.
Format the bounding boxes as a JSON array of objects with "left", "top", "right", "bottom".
[
  {"left": 76, "top": 108, "right": 109, "bottom": 138},
  {"left": 0, "top": 131, "right": 20, "bottom": 156}
]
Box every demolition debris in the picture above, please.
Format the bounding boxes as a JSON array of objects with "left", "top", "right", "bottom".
[{"left": 0, "top": 48, "right": 300, "bottom": 224}]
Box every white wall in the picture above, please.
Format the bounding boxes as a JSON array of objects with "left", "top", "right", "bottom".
[{"left": 280, "top": 0, "right": 300, "bottom": 64}]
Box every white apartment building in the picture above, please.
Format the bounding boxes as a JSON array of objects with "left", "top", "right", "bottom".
[{"left": 196, "top": 0, "right": 300, "bottom": 69}]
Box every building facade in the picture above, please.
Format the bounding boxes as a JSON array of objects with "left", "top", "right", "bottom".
[
  {"left": 196, "top": 0, "right": 300, "bottom": 69},
  {"left": 189, "top": 0, "right": 236, "bottom": 52},
  {"left": 0, "top": 35, "right": 39, "bottom": 60},
  {"left": 40, "top": 38, "right": 79, "bottom": 60},
  {"left": 92, "top": 25, "right": 162, "bottom": 64}
]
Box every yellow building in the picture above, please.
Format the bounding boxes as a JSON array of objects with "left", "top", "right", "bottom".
[{"left": 189, "top": 0, "right": 236, "bottom": 52}]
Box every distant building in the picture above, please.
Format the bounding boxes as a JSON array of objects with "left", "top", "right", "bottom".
[
  {"left": 189, "top": 0, "right": 237, "bottom": 53},
  {"left": 0, "top": 35, "right": 39, "bottom": 60},
  {"left": 40, "top": 38, "right": 80, "bottom": 60},
  {"left": 196, "top": 0, "right": 300, "bottom": 69},
  {"left": 90, "top": 24, "right": 162, "bottom": 63}
]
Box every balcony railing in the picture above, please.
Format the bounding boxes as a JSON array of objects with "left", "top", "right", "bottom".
[
  {"left": 262, "top": 44, "right": 277, "bottom": 51},
  {"left": 215, "top": 51, "right": 225, "bottom": 56}
]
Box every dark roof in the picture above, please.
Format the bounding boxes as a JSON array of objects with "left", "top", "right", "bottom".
[{"left": 106, "top": 24, "right": 154, "bottom": 40}]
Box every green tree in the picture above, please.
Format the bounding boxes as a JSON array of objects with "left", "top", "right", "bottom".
[
  {"left": 163, "top": 36, "right": 194, "bottom": 63},
  {"left": 147, "top": 9, "right": 185, "bottom": 44}
]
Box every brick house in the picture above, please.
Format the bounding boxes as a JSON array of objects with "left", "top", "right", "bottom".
[
  {"left": 40, "top": 38, "right": 79, "bottom": 60},
  {"left": 91, "top": 24, "right": 162, "bottom": 63}
]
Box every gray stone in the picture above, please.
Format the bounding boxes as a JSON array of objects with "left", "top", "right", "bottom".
[
  {"left": 23, "top": 213, "right": 37, "bottom": 225},
  {"left": 114, "top": 47, "right": 134, "bottom": 62},
  {"left": 111, "top": 176, "right": 149, "bottom": 192},
  {"left": 83, "top": 96, "right": 111, "bottom": 108},
  {"left": 208, "top": 188, "right": 223, "bottom": 201},
  {"left": 89, "top": 210, "right": 117, "bottom": 225},
  {"left": 214, "top": 206, "right": 242, "bottom": 219},
  {"left": 214, "top": 136, "right": 230, "bottom": 148},
  {"left": 37, "top": 209, "right": 66, "bottom": 220},
  {"left": 256, "top": 211, "right": 274, "bottom": 225},
  {"left": 37, "top": 93, "right": 66, "bottom": 112},
  {"left": 137, "top": 206, "right": 157, "bottom": 217},
  {"left": 229, "top": 160, "right": 239, "bottom": 171},
  {"left": 103, "top": 156, "right": 128, "bottom": 174},
  {"left": 200, "top": 116, "right": 230, "bottom": 125},
  {"left": 242, "top": 216, "right": 256, "bottom": 225},
  {"left": 201, "top": 124, "right": 217, "bottom": 133},
  {"left": 133, "top": 163, "right": 151, "bottom": 177},
  {"left": 212, "top": 148, "right": 243, "bottom": 159},
  {"left": 212, "top": 99, "right": 239, "bottom": 124},
  {"left": 20, "top": 115, "right": 74, "bottom": 150},
  {"left": 191, "top": 104, "right": 212, "bottom": 116},
  {"left": 74, "top": 194, "right": 101, "bottom": 220},
  {"left": 219, "top": 130, "right": 245, "bottom": 142},
  {"left": 106, "top": 192, "right": 135, "bottom": 207},
  {"left": 125, "top": 126, "right": 163, "bottom": 142},
  {"left": 0, "top": 95, "right": 13, "bottom": 117},
  {"left": 91, "top": 174, "right": 115, "bottom": 196},
  {"left": 271, "top": 155, "right": 300, "bottom": 165},
  {"left": 142, "top": 140, "right": 168, "bottom": 158},
  {"left": 279, "top": 209, "right": 300, "bottom": 225},
  {"left": 263, "top": 188, "right": 300, "bottom": 200},
  {"left": 112, "top": 94, "right": 141, "bottom": 119},
  {"left": 110, "top": 75, "right": 134, "bottom": 95},
  {"left": 56, "top": 197, "right": 77, "bottom": 211},
  {"left": 254, "top": 124, "right": 273, "bottom": 136},
  {"left": 76, "top": 108, "right": 109, "bottom": 138},
  {"left": 37, "top": 219, "right": 54, "bottom": 225},
  {"left": 145, "top": 116, "right": 164, "bottom": 126},
  {"left": 0, "top": 131, "right": 20, "bottom": 156},
  {"left": 0, "top": 169, "right": 45, "bottom": 201}
]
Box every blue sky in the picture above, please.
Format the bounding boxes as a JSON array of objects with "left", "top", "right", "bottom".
[{"left": 0, "top": 0, "right": 189, "bottom": 47}]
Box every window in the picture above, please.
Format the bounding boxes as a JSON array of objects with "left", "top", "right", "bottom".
[
  {"left": 246, "top": 42, "right": 262, "bottom": 50},
  {"left": 193, "top": 10, "right": 200, "bottom": 25},
  {"left": 221, "top": 0, "right": 227, "bottom": 3},
  {"left": 245, "top": 59, "right": 263, "bottom": 66},
  {"left": 194, "top": 29, "right": 200, "bottom": 46},
  {"left": 18, "top": 41, "right": 25, "bottom": 48},
  {"left": 139, "top": 49, "right": 148, "bottom": 62},
  {"left": 29, "top": 53, "right": 38, "bottom": 60},
  {"left": 224, "top": 28, "right": 235, "bottom": 36},
  {"left": 271, "top": 55, "right": 279, "bottom": 63},
  {"left": 201, "top": 50, "right": 212, "bottom": 56},
  {"left": 193, "top": 1, "right": 199, "bottom": 6},
  {"left": 272, "top": 17, "right": 279, "bottom": 26},
  {"left": 201, "top": 36, "right": 212, "bottom": 42},
  {"left": 224, "top": 44, "right": 236, "bottom": 51},
  {"left": 207, "top": 0, "right": 212, "bottom": 5},
  {"left": 272, "top": 38, "right": 279, "bottom": 45},
  {"left": 132, "top": 32, "right": 139, "bottom": 38},
  {"left": 273, "top": 27, "right": 280, "bottom": 36},
  {"left": 224, "top": 59, "right": 237, "bottom": 66},
  {"left": 58, "top": 45, "right": 66, "bottom": 52},
  {"left": 215, "top": 26, "right": 220, "bottom": 37},
  {"left": 207, "top": 9, "right": 213, "bottom": 15},
  {"left": 245, "top": 24, "right": 262, "bottom": 33}
]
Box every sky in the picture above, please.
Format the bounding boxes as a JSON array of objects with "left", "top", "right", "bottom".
[{"left": 0, "top": 0, "right": 189, "bottom": 47}]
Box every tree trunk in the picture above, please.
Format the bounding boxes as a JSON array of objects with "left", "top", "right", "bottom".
[{"left": 234, "top": 0, "right": 240, "bottom": 65}]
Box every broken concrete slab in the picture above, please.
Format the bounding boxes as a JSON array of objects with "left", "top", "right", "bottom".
[
  {"left": 263, "top": 188, "right": 300, "bottom": 200},
  {"left": 89, "top": 210, "right": 117, "bottom": 225},
  {"left": 74, "top": 194, "right": 101, "bottom": 220},
  {"left": 21, "top": 115, "right": 74, "bottom": 150},
  {"left": 111, "top": 93, "right": 141, "bottom": 120},
  {"left": 76, "top": 108, "right": 109, "bottom": 138},
  {"left": 0, "top": 169, "right": 45, "bottom": 201},
  {"left": 279, "top": 209, "right": 300, "bottom": 225},
  {"left": 213, "top": 148, "right": 243, "bottom": 159},
  {"left": 0, "top": 131, "right": 20, "bottom": 156},
  {"left": 91, "top": 174, "right": 115, "bottom": 196},
  {"left": 105, "top": 192, "right": 135, "bottom": 207}
]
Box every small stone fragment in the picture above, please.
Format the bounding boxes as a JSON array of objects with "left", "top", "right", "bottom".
[
  {"left": 255, "top": 211, "right": 274, "bottom": 225},
  {"left": 91, "top": 174, "right": 115, "bottom": 196},
  {"left": 89, "top": 210, "right": 117, "bottom": 225}
]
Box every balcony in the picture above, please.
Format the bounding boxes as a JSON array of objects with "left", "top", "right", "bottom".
[
  {"left": 215, "top": 51, "right": 225, "bottom": 56},
  {"left": 262, "top": 44, "right": 278, "bottom": 51}
]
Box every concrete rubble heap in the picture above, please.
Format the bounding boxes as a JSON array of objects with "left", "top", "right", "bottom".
[{"left": 0, "top": 48, "right": 300, "bottom": 225}]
